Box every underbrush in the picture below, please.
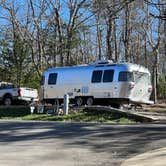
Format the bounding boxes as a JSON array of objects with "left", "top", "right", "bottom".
[{"left": 0, "top": 107, "right": 135, "bottom": 123}]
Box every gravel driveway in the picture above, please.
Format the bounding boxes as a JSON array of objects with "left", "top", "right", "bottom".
[{"left": 0, "top": 120, "right": 166, "bottom": 166}]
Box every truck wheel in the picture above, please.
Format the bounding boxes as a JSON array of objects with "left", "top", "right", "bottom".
[
  {"left": 3, "top": 97, "right": 12, "bottom": 106},
  {"left": 86, "top": 97, "right": 94, "bottom": 106},
  {"left": 75, "top": 97, "right": 83, "bottom": 106}
]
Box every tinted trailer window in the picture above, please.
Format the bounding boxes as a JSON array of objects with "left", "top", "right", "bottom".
[
  {"left": 103, "top": 70, "right": 114, "bottom": 82},
  {"left": 48, "top": 73, "right": 57, "bottom": 85},
  {"left": 118, "top": 71, "right": 134, "bottom": 82},
  {"left": 91, "top": 70, "right": 103, "bottom": 83}
]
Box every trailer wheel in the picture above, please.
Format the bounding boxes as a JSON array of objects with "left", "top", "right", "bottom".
[
  {"left": 75, "top": 97, "right": 83, "bottom": 106},
  {"left": 86, "top": 97, "right": 94, "bottom": 106},
  {"left": 3, "top": 96, "right": 12, "bottom": 106}
]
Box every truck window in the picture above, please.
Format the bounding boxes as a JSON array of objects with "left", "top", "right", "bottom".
[
  {"left": 0, "top": 83, "right": 15, "bottom": 89},
  {"left": 118, "top": 71, "right": 134, "bottom": 82},
  {"left": 40, "top": 76, "right": 45, "bottom": 85},
  {"left": 48, "top": 73, "right": 57, "bottom": 85},
  {"left": 103, "top": 70, "right": 114, "bottom": 82},
  {"left": 91, "top": 70, "right": 102, "bottom": 83}
]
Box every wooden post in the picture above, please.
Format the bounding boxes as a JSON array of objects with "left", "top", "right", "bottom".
[
  {"left": 64, "top": 94, "right": 69, "bottom": 115},
  {"left": 153, "top": 66, "right": 157, "bottom": 104}
]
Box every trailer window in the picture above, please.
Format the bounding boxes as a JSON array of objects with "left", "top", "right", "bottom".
[
  {"left": 48, "top": 73, "right": 57, "bottom": 85},
  {"left": 92, "top": 70, "right": 102, "bottom": 83},
  {"left": 103, "top": 70, "right": 114, "bottom": 82},
  {"left": 118, "top": 71, "right": 134, "bottom": 82},
  {"left": 134, "top": 72, "right": 149, "bottom": 83}
]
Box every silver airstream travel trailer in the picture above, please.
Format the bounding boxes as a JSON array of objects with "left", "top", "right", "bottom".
[{"left": 40, "top": 60, "right": 153, "bottom": 107}]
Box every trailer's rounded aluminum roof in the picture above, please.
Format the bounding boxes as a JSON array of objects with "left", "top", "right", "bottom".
[{"left": 45, "top": 62, "right": 150, "bottom": 74}]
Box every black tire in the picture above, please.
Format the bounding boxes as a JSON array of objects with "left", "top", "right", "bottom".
[
  {"left": 3, "top": 97, "right": 12, "bottom": 106},
  {"left": 111, "top": 103, "right": 120, "bottom": 109},
  {"left": 86, "top": 97, "right": 94, "bottom": 106},
  {"left": 75, "top": 97, "right": 83, "bottom": 106}
]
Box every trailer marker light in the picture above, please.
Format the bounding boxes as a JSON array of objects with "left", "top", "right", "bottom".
[
  {"left": 148, "top": 86, "right": 153, "bottom": 93},
  {"left": 129, "top": 82, "right": 135, "bottom": 89}
]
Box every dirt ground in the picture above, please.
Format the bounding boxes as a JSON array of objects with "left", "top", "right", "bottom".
[{"left": 143, "top": 102, "right": 166, "bottom": 112}]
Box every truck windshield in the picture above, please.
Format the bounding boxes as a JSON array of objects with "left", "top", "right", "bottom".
[{"left": 118, "top": 71, "right": 134, "bottom": 82}]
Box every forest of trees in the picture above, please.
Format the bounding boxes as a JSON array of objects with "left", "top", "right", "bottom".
[{"left": 0, "top": 0, "right": 165, "bottom": 100}]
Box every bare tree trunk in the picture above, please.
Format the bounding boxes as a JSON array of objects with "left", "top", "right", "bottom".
[
  {"left": 164, "top": 11, "right": 166, "bottom": 74},
  {"left": 54, "top": 7, "right": 64, "bottom": 66},
  {"left": 144, "top": 35, "right": 148, "bottom": 67},
  {"left": 66, "top": 0, "right": 87, "bottom": 65},
  {"left": 124, "top": 2, "right": 130, "bottom": 62},
  {"left": 96, "top": 14, "right": 102, "bottom": 60},
  {"left": 113, "top": 18, "right": 118, "bottom": 62},
  {"left": 150, "top": 34, "right": 161, "bottom": 103},
  {"left": 29, "top": 0, "right": 43, "bottom": 73},
  {"left": 106, "top": 16, "right": 112, "bottom": 60},
  {"left": 144, "top": 2, "right": 149, "bottom": 68}
]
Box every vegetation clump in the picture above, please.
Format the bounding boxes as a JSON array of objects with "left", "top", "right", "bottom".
[{"left": 0, "top": 107, "right": 135, "bottom": 124}]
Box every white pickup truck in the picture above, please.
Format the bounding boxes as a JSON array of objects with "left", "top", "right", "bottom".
[{"left": 0, "top": 82, "right": 38, "bottom": 106}]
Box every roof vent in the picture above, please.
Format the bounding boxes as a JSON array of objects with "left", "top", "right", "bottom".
[{"left": 90, "top": 59, "right": 114, "bottom": 66}]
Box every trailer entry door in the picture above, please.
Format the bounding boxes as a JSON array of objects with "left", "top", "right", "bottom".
[
  {"left": 102, "top": 70, "right": 115, "bottom": 98},
  {"left": 46, "top": 73, "right": 58, "bottom": 99}
]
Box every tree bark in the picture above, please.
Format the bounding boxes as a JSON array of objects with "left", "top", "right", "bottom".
[
  {"left": 96, "top": 14, "right": 102, "bottom": 60},
  {"left": 124, "top": 2, "right": 130, "bottom": 62},
  {"left": 106, "top": 16, "right": 112, "bottom": 60}
]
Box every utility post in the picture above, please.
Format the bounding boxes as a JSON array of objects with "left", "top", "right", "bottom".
[
  {"left": 63, "top": 94, "right": 69, "bottom": 115},
  {"left": 153, "top": 66, "right": 157, "bottom": 104},
  {"left": 153, "top": 49, "right": 159, "bottom": 104}
]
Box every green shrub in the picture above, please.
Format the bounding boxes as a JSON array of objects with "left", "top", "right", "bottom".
[
  {"left": 158, "top": 76, "right": 166, "bottom": 99},
  {"left": 0, "top": 107, "right": 31, "bottom": 117}
]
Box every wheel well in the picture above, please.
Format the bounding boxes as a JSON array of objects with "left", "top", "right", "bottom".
[
  {"left": 3, "top": 93, "right": 13, "bottom": 101},
  {"left": 86, "top": 96, "right": 94, "bottom": 99},
  {"left": 75, "top": 96, "right": 94, "bottom": 99}
]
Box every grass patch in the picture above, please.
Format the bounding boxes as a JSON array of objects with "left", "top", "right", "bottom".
[{"left": 0, "top": 107, "right": 136, "bottom": 123}]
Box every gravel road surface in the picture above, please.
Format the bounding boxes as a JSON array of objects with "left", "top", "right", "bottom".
[{"left": 0, "top": 120, "right": 166, "bottom": 166}]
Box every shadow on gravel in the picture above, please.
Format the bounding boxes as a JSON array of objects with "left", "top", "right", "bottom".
[{"left": 0, "top": 121, "right": 166, "bottom": 165}]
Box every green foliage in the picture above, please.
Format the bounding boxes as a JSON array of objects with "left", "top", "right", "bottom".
[
  {"left": 0, "top": 107, "right": 30, "bottom": 117},
  {"left": 0, "top": 29, "right": 40, "bottom": 89},
  {"left": 22, "top": 70, "right": 41, "bottom": 89},
  {"left": 158, "top": 76, "right": 166, "bottom": 99}
]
